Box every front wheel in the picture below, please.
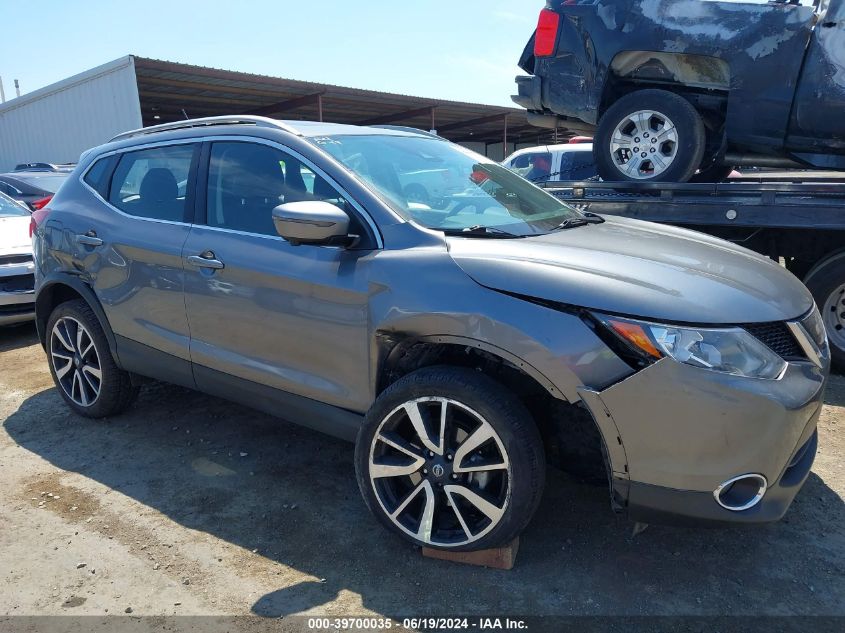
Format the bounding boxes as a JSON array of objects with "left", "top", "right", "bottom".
[
  {"left": 594, "top": 89, "right": 706, "bottom": 182},
  {"left": 355, "top": 366, "right": 545, "bottom": 551}
]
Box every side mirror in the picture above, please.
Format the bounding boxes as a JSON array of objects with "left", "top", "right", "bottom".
[{"left": 272, "top": 201, "right": 351, "bottom": 246}]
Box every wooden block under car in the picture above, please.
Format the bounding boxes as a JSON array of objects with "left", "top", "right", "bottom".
[{"left": 422, "top": 537, "right": 519, "bottom": 570}]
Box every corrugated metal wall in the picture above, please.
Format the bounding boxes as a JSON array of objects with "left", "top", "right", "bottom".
[{"left": 0, "top": 57, "right": 142, "bottom": 172}]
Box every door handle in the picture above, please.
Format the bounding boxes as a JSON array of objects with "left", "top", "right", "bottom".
[
  {"left": 187, "top": 252, "right": 225, "bottom": 270},
  {"left": 76, "top": 231, "right": 103, "bottom": 247}
]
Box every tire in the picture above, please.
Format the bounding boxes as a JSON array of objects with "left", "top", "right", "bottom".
[
  {"left": 594, "top": 89, "right": 706, "bottom": 182},
  {"left": 46, "top": 299, "right": 138, "bottom": 418},
  {"left": 355, "top": 366, "right": 545, "bottom": 551},
  {"left": 803, "top": 252, "right": 845, "bottom": 370}
]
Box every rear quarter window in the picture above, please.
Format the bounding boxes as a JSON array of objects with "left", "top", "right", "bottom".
[{"left": 83, "top": 155, "right": 118, "bottom": 198}]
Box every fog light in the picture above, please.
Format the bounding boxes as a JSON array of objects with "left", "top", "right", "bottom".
[{"left": 713, "top": 474, "right": 767, "bottom": 511}]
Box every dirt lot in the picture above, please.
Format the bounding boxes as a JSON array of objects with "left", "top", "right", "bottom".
[{"left": 1, "top": 322, "right": 843, "bottom": 624}]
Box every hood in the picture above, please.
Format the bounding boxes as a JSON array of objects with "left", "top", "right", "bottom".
[
  {"left": 0, "top": 215, "right": 32, "bottom": 254},
  {"left": 447, "top": 216, "right": 812, "bottom": 324}
]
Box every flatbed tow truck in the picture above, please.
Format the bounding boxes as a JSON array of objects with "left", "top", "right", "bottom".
[{"left": 542, "top": 174, "right": 845, "bottom": 367}]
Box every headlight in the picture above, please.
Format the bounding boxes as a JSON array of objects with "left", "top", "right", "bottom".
[{"left": 595, "top": 314, "right": 787, "bottom": 380}]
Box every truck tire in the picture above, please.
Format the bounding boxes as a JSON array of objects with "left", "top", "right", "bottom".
[
  {"left": 804, "top": 252, "right": 845, "bottom": 370},
  {"left": 594, "top": 89, "right": 706, "bottom": 183},
  {"left": 355, "top": 366, "right": 545, "bottom": 551}
]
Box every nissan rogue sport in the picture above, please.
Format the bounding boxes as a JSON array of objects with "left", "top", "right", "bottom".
[{"left": 32, "top": 116, "right": 829, "bottom": 551}]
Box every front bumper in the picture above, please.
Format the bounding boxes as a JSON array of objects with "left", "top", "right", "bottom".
[
  {"left": 0, "top": 290, "right": 36, "bottom": 325},
  {"left": 0, "top": 258, "right": 36, "bottom": 325},
  {"left": 578, "top": 357, "right": 827, "bottom": 526}
]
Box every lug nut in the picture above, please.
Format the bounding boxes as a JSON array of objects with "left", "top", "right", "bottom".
[
  {"left": 446, "top": 454, "right": 453, "bottom": 461},
  {"left": 650, "top": 148, "right": 656, "bottom": 153},
  {"left": 641, "top": 152, "right": 647, "bottom": 158},
  {"left": 428, "top": 451, "right": 435, "bottom": 458},
  {"left": 634, "top": 147, "right": 639, "bottom": 152},
  {"left": 451, "top": 474, "right": 458, "bottom": 480},
  {"left": 422, "top": 468, "right": 428, "bottom": 475}
]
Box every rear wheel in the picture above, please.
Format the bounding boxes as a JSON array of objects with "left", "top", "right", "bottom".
[
  {"left": 804, "top": 253, "right": 845, "bottom": 370},
  {"left": 594, "top": 89, "right": 706, "bottom": 182},
  {"left": 355, "top": 366, "right": 545, "bottom": 551},
  {"left": 46, "top": 300, "right": 138, "bottom": 417}
]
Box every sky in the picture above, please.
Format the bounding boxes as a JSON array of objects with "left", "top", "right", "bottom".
[{"left": 0, "top": 0, "right": 543, "bottom": 108}]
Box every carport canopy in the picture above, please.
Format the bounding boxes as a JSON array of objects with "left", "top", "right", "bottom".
[{"left": 132, "top": 57, "right": 562, "bottom": 150}]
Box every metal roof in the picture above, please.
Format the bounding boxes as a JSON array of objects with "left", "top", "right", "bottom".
[{"left": 132, "top": 56, "right": 558, "bottom": 146}]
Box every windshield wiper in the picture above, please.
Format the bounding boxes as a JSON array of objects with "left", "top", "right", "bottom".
[
  {"left": 442, "top": 225, "right": 522, "bottom": 238},
  {"left": 551, "top": 212, "right": 605, "bottom": 231}
]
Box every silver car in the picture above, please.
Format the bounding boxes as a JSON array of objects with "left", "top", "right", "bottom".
[{"left": 32, "top": 117, "right": 829, "bottom": 551}]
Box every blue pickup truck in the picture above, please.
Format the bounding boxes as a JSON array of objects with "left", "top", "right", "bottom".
[{"left": 514, "top": 0, "right": 845, "bottom": 182}]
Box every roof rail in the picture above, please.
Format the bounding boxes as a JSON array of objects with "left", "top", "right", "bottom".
[
  {"left": 370, "top": 125, "right": 446, "bottom": 140},
  {"left": 109, "top": 115, "right": 302, "bottom": 143}
]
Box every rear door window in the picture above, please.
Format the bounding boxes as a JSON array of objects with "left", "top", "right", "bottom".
[{"left": 108, "top": 144, "right": 196, "bottom": 222}]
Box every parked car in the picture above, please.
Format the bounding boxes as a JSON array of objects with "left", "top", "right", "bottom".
[
  {"left": 514, "top": 0, "right": 845, "bottom": 182},
  {"left": 0, "top": 191, "right": 36, "bottom": 325},
  {"left": 14, "top": 162, "right": 75, "bottom": 173},
  {"left": 33, "top": 116, "right": 828, "bottom": 551},
  {"left": 503, "top": 143, "right": 598, "bottom": 183},
  {"left": 0, "top": 170, "right": 69, "bottom": 210}
]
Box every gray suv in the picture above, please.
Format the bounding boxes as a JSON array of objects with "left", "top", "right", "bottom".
[{"left": 33, "top": 116, "right": 829, "bottom": 552}]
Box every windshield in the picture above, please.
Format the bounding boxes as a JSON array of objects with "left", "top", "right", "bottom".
[
  {"left": 312, "top": 134, "right": 582, "bottom": 236},
  {"left": 12, "top": 173, "right": 68, "bottom": 193},
  {"left": 0, "top": 194, "right": 28, "bottom": 217}
]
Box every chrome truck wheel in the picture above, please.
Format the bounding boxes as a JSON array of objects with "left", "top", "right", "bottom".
[
  {"left": 609, "top": 109, "right": 679, "bottom": 180},
  {"left": 595, "top": 89, "right": 706, "bottom": 183}
]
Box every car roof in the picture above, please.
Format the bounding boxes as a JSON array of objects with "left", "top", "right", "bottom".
[
  {"left": 504, "top": 143, "right": 593, "bottom": 163},
  {"left": 108, "top": 116, "right": 439, "bottom": 145}
]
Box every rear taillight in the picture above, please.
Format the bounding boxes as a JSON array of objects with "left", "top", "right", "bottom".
[
  {"left": 534, "top": 8, "right": 560, "bottom": 57},
  {"left": 31, "top": 195, "right": 52, "bottom": 210},
  {"left": 30, "top": 206, "right": 50, "bottom": 238}
]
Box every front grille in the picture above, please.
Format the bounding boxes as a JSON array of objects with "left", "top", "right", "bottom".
[
  {"left": 0, "top": 254, "right": 32, "bottom": 266},
  {"left": 743, "top": 321, "right": 805, "bottom": 360},
  {"left": 0, "top": 273, "right": 34, "bottom": 293}
]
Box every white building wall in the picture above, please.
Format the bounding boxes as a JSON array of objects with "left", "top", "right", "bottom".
[{"left": 0, "top": 57, "right": 142, "bottom": 172}]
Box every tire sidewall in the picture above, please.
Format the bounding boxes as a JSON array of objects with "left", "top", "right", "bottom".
[
  {"left": 594, "top": 89, "right": 706, "bottom": 183},
  {"left": 804, "top": 252, "right": 845, "bottom": 369},
  {"left": 355, "top": 366, "right": 545, "bottom": 552}
]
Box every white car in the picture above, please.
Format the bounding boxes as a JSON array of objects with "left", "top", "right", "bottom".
[
  {"left": 503, "top": 143, "right": 597, "bottom": 184},
  {"left": 0, "top": 191, "right": 35, "bottom": 325}
]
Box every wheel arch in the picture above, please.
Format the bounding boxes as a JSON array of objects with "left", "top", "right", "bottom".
[
  {"left": 36, "top": 275, "right": 120, "bottom": 365},
  {"left": 601, "top": 52, "right": 730, "bottom": 124},
  {"left": 375, "top": 335, "right": 610, "bottom": 483},
  {"left": 376, "top": 334, "right": 562, "bottom": 400}
]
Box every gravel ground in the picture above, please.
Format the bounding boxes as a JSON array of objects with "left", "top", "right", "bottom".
[{"left": 0, "top": 322, "right": 843, "bottom": 625}]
